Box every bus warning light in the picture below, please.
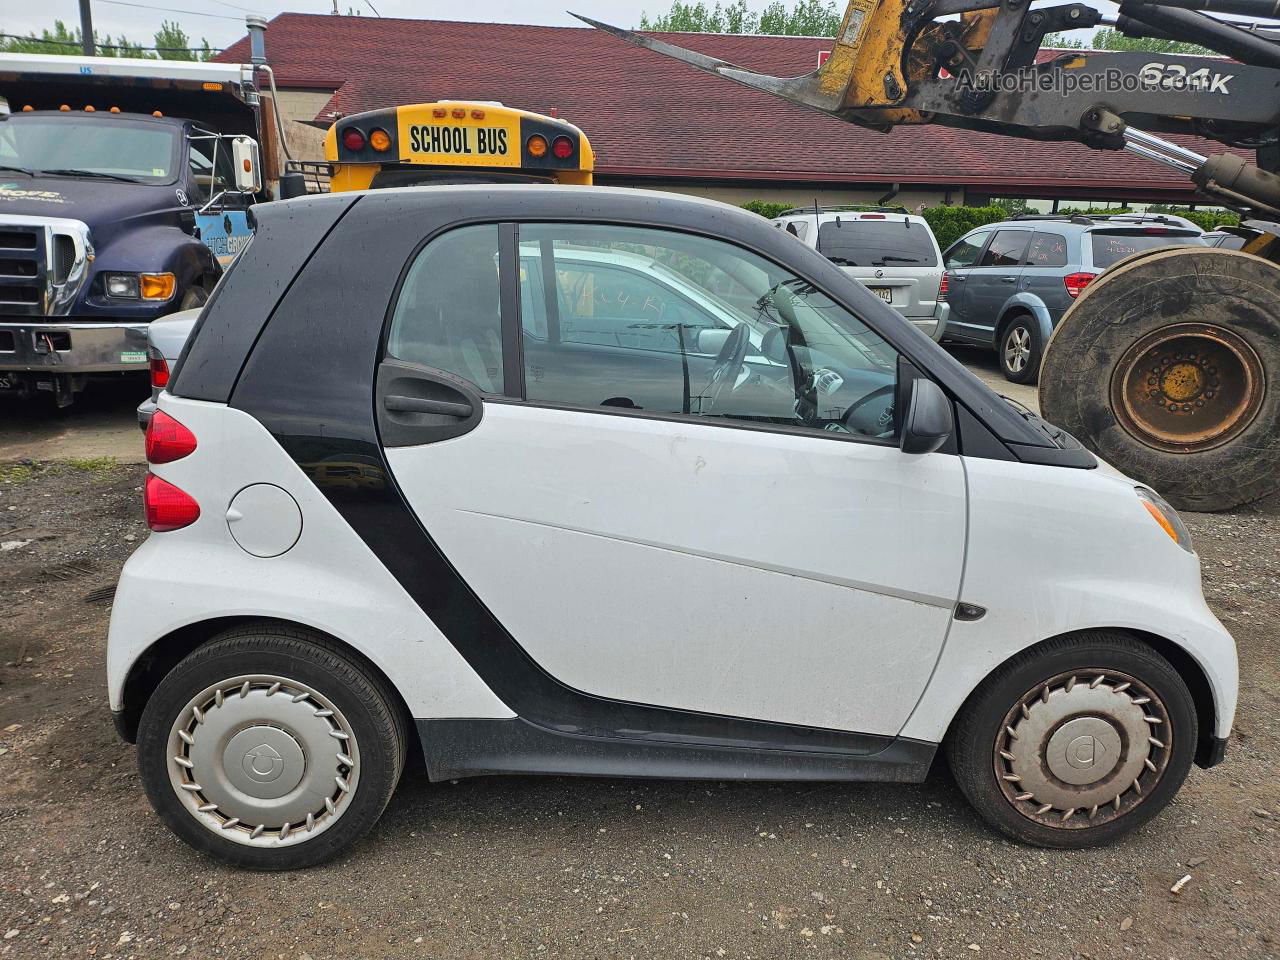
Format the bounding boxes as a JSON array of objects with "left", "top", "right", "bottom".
[
  {"left": 369, "top": 128, "right": 392, "bottom": 152},
  {"left": 526, "top": 135, "right": 549, "bottom": 158},
  {"left": 552, "top": 136, "right": 574, "bottom": 159},
  {"left": 342, "top": 127, "right": 367, "bottom": 151}
]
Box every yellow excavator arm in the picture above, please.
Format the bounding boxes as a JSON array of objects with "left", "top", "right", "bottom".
[{"left": 577, "top": 0, "right": 1280, "bottom": 218}]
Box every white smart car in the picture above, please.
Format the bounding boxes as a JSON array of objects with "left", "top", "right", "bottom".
[{"left": 109, "top": 186, "right": 1236, "bottom": 869}]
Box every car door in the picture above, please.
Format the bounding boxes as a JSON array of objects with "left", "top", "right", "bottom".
[
  {"left": 963, "top": 229, "right": 1031, "bottom": 345},
  {"left": 1019, "top": 230, "right": 1072, "bottom": 321},
  {"left": 940, "top": 230, "right": 991, "bottom": 340},
  {"left": 377, "top": 221, "right": 967, "bottom": 738}
]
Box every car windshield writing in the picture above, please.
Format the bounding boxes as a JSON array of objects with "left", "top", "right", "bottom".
[
  {"left": 0, "top": 118, "right": 176, "bottom": 182},
  {"left": 816, "top": 221, "right": 938, "bottom": 267},
  {"left": 1091, "top": 232, "right": 1200, "bottom": 269}
]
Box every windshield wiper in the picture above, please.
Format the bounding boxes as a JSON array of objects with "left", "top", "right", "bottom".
[
  {"left": 874, "top": 256, "right": 922, "bottom": 265},
  {"left": 825, "top": 256, "right": 861, "bottom": 266},
  {"left": 0, "top": 164, "right": 37, "bottom": 177},
  {"left": 39, "top": 168, "right": 144, "bottom": 183}
]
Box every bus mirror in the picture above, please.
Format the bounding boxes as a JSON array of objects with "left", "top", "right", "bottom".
[{"left": 232, "top": 137, "right": 263, "bottom": 193}]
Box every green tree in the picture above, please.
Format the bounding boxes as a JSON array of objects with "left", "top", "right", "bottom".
[
  {"left": 1044, "top": 27, "right": 1210, "bottom": 55},
  {"left": 0, "top": 18, "right": 212, "bottom": 59},
  {"left": 640, "top": 0, "right": 841, "bottom": 36},
  {"left": 152, "top": 20, "right": 214, "bottom": 61}
]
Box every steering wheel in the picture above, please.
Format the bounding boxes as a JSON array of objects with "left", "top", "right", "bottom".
[
  {"left": 700, "top": 323, "right": 751, "bottom": 413},
  {"left": 842, "top": 384, "right": 897, "bottom": 437}
]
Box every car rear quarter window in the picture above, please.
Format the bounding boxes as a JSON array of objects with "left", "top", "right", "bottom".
[
  {"left": 387, "top": 224, "right": 505, "bottom": 393},
  {"left": 1024, "top": 232, "right": 1069, "bottom": 267},
  {"left": 816, "top": 220, "right": 938, "bottom": 267},
  {"left": 1089, "top": 230, "right": 1202, "bottom": 268},
  {"left": 979, "top": 230, "right": 1030, "bottom": 268}
]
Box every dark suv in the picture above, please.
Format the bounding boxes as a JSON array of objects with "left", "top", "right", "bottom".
[{"left": 939, "top": 214, "right": 1203, "bottom": 383}]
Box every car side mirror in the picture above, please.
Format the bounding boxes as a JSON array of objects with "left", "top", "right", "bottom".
[
  {"left": 695, "top": 327, "right": 731, "bottom": 355},
  {"left": 900, "top": 378, "right": 953, "bottom": 455}
]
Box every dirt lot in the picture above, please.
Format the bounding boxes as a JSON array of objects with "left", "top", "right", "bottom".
[{"left": 0, "top": 387, "right": 1277, "bottom": 959}]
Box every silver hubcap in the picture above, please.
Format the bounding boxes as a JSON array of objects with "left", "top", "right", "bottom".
[
  {"left": 1003, "top": 326, "right": 1031, "bottom": 373},
  {"left": 167, "top": 675, "right": 359, "bottom": 847},
  {"left": 995, "top": 670, "right": 1171, "bottom": 827}
]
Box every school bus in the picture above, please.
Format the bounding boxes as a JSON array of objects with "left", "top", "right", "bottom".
[{"left": 322, "top": 101, "right": 594, "bottom": 192}]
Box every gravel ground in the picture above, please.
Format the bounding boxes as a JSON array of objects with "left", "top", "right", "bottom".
[{"left": 0, "top": 460, "right": 1276, "bottom": 960}]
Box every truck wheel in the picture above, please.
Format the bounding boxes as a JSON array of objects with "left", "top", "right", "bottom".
[
  {"left": 1040, "top": 248, "right": 1280, "bottom": 511},
  {"left": 947, "top": 631, "right": 1197, "bottom": 848},
  {"left": 136, "top": 625, "right": 408, "bottom": 870}
]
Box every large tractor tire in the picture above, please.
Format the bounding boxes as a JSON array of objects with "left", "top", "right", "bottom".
[{"left": 1040, "top": 247, "right": 1280, "bottom": 512}]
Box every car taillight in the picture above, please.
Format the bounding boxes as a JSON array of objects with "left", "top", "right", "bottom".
[
  {"left": 144, "top": 473, "right": 200, "bottom": 532},
  {"left": 1063, "top": 272, "right": 1097, "bottom": 299},
  {"left": 938, "top": 272, "right": 949, "bottom": 301},
  {"left": 551, "top": 135, "right": 574, "bottom": 159},
  {"left": 145, "top": 409, "right": 197, "bottom": 464},
  {"left": 149, "top": 351, "right": 169, "bottom": 389}
]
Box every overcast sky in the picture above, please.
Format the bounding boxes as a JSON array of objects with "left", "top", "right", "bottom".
[{"left": 6, "top": 0, "right": 1120, "bottom": 54}]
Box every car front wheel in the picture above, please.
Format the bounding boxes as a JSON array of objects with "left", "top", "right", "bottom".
[
  {"left": 947, "top": 632, "right": 1197, "bottom": 848},
  {"left": 137, "top": 625, "right": 407, "bottom": 869}
]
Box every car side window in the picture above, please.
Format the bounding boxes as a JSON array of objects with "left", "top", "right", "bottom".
[
  {"left": 518, "top": 223, "right": 902, "bottom": 442},
  {"left": 945, "top": 232, "right": 989, "bottom": 269},
  {"left": 979, "top": 230, "right": 1030, "bottom": 268},
  {"left": 387, "top": 224, "right": 504, "bottom": 393},
  {"left": 547, "top": 259, "right": 717, "bottom": 353},
  {"left": 1024, "top": 232, "right": 1069, "bottom": 267}
]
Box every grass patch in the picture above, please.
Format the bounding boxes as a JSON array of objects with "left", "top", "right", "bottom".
[
  {"left": 64, "top": 456, "right": 119, "bottom": 475},
  {"left": 0, "top": 462, "right": 36, "bottom": 484}
]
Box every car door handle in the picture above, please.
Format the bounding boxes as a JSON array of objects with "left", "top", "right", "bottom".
[
  {"left": 1000, "top": 276, "right": 1017, "bottom": 283},
  {"left": 384, "top": 395, "right": 473, "bottom": 418}
]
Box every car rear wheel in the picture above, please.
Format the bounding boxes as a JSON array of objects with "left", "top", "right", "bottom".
[
  {"left": 999, "top": 315, "right": 1042, "bottom": 384},
  {"left": 947, "top": 632, "right": 1197, "bottom": 848},
  {"left": 137, "top": 625, "right": 407, "bottom": 869}
]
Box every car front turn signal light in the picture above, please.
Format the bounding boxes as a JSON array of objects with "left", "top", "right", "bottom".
[
  {"left": 140, "top": 273, "right": 176, "bottom": 300},
  {"left": 1135, "top": 487, "right": 1193, "bottom": 553}
]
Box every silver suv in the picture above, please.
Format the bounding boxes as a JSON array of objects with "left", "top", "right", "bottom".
[
  {"left": 773, "top": 207, "right": 946, "bottom": 341},
  {"left": 940, "top": 214, "right": 1203, "bottom": 383}
]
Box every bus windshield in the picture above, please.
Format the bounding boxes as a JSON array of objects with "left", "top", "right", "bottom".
[{"left": 0, "top": 116, "right": 178, "bottom": 183}]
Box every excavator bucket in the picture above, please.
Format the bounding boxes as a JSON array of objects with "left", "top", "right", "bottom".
[{"left": 573, "top": 0, "right": 916, "bottom": 117}]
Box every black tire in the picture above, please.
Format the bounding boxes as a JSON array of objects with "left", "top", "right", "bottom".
[
  {"left": 179, "top": 284, "right": 209, "bottom": 311},
  {"left": 946, "top": 631, "right": 1197, "bottom": 849},
  {"left": 998, "top": 314, "right": 1042, "bottom": 384},
  {"left": 1040, "top": 248, "right": 1280, "bottom": 511},
  {"left": 137, "top": 624, "right": 407, "bottom": 870}
]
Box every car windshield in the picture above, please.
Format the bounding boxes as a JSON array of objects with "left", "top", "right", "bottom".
[
  {"left": 0, "top": 116, "right": 178, "bottom": 183},
  {"left": 1090, "top": 231, "right": 1201, "bottom": 269},
  {"left": 816, "top": 220, "right": 938, "bottom": 267}
]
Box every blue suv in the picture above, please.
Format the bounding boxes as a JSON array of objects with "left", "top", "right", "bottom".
[{"left": 939, "top": 214, "right": 1203, "bottom": 383}]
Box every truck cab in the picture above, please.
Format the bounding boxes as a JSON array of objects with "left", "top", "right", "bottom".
[{"left": 0, "top": 54, "right": 264, "bottom": 406}]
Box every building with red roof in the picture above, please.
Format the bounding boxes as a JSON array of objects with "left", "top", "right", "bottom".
[{"left": 219, "top": 13, "right": 1234, "bottom": 210}]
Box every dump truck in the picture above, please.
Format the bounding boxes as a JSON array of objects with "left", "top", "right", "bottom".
[
  {"left": 0, "top": 37, "right": 275, "bottom": 407},
  {"left": 583, "top": 0, "right": 1280, "bottom": 511}
]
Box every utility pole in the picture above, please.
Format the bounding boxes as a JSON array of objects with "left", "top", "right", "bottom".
[{"left": 78, "top": 0, "right": 95, "bottom": 56}]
